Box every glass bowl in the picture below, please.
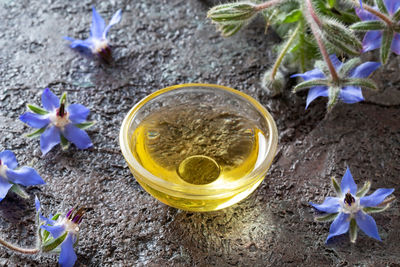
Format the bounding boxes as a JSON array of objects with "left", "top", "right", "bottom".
[{"left": 119, "top": 83, "right": 278, "bottom": 212}]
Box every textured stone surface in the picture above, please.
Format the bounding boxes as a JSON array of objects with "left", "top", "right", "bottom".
[{"left": 0, "top": 0, "right": 399, "bottom": 266}]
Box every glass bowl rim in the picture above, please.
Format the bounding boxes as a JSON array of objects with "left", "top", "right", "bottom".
[{"left": 119, "top": 83, "right": 278, "bottom": 196}]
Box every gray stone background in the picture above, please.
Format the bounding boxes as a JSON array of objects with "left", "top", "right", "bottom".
[{"left": 0, "top": 0, "right": 399, "bottom": 266}]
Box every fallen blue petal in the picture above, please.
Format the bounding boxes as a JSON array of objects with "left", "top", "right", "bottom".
[
  {"left": 0, "top": 150, "right": 18, "bottom": 170},
  {"left": 91, "top": 7, "right": 106, "bottom": 39},
  {"left": 103, "top": 9, "right": 122, "bottom": 39},
  {"left": 355, "top": 211, "right": 381, "bottom": 241},
  {"left": 19, "top": 113, "right": 50, "bottom": 129},
  {"left": 326, "top": 212, "right": 350, "bottom": 242},
  {"left": 40, "top": 126, "right": 61, "bottom": 155},
  {"left": 6, "top": 167, "right": 45, "bottom": 187},
  {"left": 310, "top": 197, "right": 340, "bottom": 213},
  {"left": 67, "top": 104, "right": 90, "bottom": 124},
  {"left": 59, "top": 233, "right": 77, "bottom": 267},
  {"left": 360, "top": 188, "right": 395, "bottom": 207},
  {"left": 340, "top": 167, "right": 358, "bottom": 195},
  {"left": 63, "top": 124, "right": 93, "bottom": 149},
  {"left": 42, "top": 88, "right": 60, "bottom": 112}
]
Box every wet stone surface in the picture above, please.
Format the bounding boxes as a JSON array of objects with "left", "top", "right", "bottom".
[{"left": 0, "top": 0, "right": 399, "bottom": 266}]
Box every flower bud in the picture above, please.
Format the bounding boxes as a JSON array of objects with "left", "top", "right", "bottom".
[
  {"left": 261, "top": 69, "right": 286, "bottom": 97},
  {"left": 207, "top": 2, "right": 258, "bottom": 23}
]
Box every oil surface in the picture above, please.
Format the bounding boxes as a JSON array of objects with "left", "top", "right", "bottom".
[{"left": 131, "top": 104, "right": 268, "bottom": 186}]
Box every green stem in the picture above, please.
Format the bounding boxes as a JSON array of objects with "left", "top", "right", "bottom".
[
  {"left": 305, "top": 0, "right": 340, "bottom": 83},
  {"left": 271, "top": 23, "right": 301, "bottom": 80},
  {"left": 0, "top": 237, "right": 39, "bottom": 254},
  {"left": 255, "top": 0, "right": 284, "bottom": 11},
  {"left": 351, "top": 0, "right": 393, "bottom": 26}
]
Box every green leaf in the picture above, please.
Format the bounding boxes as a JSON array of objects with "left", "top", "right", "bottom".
[
  {"left": 331, "top": 177, "right": 342, "bottom": 196},
  {"left": 327, "top": 0, "right": 336, "bottom": 8},
  {"left": 10, "top": 184, "right": 29, "bottom": 199},
  {"left": 26, "top": 127, "right": 46, "bottom": 138},
  {"left": 350, "top": 21, "right": 387, "bottom": 31},
  {"left": 315, "top": 212, "right": 339, "bottom": 222},
  {"left": 41, "top": 231, "right": 68, "bottom": 252},
  {"left": 27, "top": 104, "right": 48, "bottom": 115},
  {"left": 393, "top": 7, "right": 400, "bottom": 21},
  {"left": 75, "top": 121, "right": 96, "bottom": 130},
  {"left": 375, "top": 0, "right": 389, "bottom": 15},
  {"left": 292, "top": 79, "right": 329, "bottom": 93},
  {"left": 281, "top": 9, "right": 302, "bottom": 23},
  {"left": 339, "top": 58, "right": 362, "bottom": 77},
  {"left": 349, "top": 218, "right": 357, "bottom": 243},
  {"left": 60, "top": 134, "right": 69, "bottom": 150},
  {"left": 59, "top": 92, "right": 67, "bottom": 106},
  {"left": 380, "top": 30, "right": 393, "bottom": 64},
  {"left": 356, "top": 181, "right": 371, "bottom": 197},
  {"left": 342, "top": 78, "right": 379, "bottom": 90},
  {"left": 363, "top": 204, "right": 391, "bottom": 213}
]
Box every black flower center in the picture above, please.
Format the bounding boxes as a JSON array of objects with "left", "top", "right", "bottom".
[{"left": 344, "top": 192, "right": 355, "bottom": 206}]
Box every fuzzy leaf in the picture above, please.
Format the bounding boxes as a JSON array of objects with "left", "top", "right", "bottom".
[
  {"left": 26, "top": 127, "right": 46, "bottom": 138},
  {"left": 75, "top": 121, "right": 96, "bottom": 130},
  {"left": 349, "top": 218, "right": 358, "bottom": 243},
  {"left": 331, "top": 177, "right": 342, "bottom": 196},
  {"left": 41, "top": 231, "right": 68, "bottom": 252},
  {"left": 356, "top": 181, "right": 371, "bottom": 197},
  {"left": 281, "top": 9, "right": 302, "bottom": 23},
  {"left": 327, "top": 87, "right": 340, "bottom": 112},
  {"left": 363, "top": 204, "right": 391, "bottom": 213},
  {"left": 292, "top": 79, "right": 329, "bottom": 93},
  {"left": 342, "top": 78, "right": 379, "bottom": 90},
  {"left": 315, "top": 212, "right": 339, "bottom": 222},
  {"left": 393, "top": 7, "right": 400, "bottom": 22},
  {"left": 350, "top": 21, "right": 387, "bottom": 31},
  {"left": 380, "top": 30, "right": 393, "bottom": 64},
  {"left": 339, "top": 57, "right": 362, "bottom": 77},
  {"left": 27, "top": 104, "right": 49, "bottom": 115},
  {"left": 10, "top": 184, "right": 29, "bottom": 199},
  {"left": 375, "top": 0, "right": 389, "bottom": 15}
]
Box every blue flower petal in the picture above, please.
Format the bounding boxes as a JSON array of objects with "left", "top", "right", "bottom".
[
  {"left": 326, "top": 212, "right": 350, "bottom": 242},
  {"left": 360, "top": 188, "right": 395, "bottom": 207},
  {"left": 63, "top": 124, "right": 93, "bottom": 149},
  {"left": 384, "top": 0, "right": 400, "bottom": 15},
  {"left": 41, "top": 224, "right": 65, "bottom": 239},
  {"left": 355, "top": 211, "right": 381, "bottom": 241},
  {"left": 64, "top": 36, "right": 94, "bottom": 51},
  {"left": 59, "top": 233, "right": 77, "bottom": 267},
  {"left": 90, "top": 7, "right": 106, "bottom": 39},
  {"left": 339, "top": 86, "right": 364, "bottom": 104},
  {"left": 310, "top": 197, "right": 341, "bottom": 213},
  {"left": 306, "top": 86, "right": 329, "bottom": 109},
  {"left": 349, "top": 62, "right": 381, "bottom": 78},
  {"left": 0, "top": 150, "right": 18, "bottom": 170},
  {"left": 291, "top": 68, "right": 325, "bottom": 81},
  {"left": 340, "top": 167, "right": 357, "bottom": 195},
  {"left": 42, "top": 88, "right": 60, "bottom": 112},
  {"left": 19, "top": 112, "right": 50, "bottom": 129},
  {"left": 6, "top": 167, "right": 45, "bottom": 187},
  {"left": 355, "top": 7, "right": 379, "bottom": 21},
  {"left": 35, "top": 196, "right": 40, "bottom": 211},
  {"left": 103, "top": 9, "right": 122, "bottom": 39},
  {"left": 40, "top": 126, "right": 61, "bottom": 155},
  {"left": 391, "top": 33, "right": 400, "bottom": 55},
  {"left": 67, "top": 104, "right": 90, "bottom": 124},
  {"left": 329, "top": 54, "right": 343, "bottom": 70},
  {"left": 362, "top": 30, "right": 382, "bottom": 53},
  {"left": 0, "top": 178, "right": 12, "bottom": 202}
]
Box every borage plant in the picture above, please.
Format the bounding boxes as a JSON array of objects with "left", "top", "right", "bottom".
[{"left": 207, "top": 0, "right": 396, "bottom": 110}]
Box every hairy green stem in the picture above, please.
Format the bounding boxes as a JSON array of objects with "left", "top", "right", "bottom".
[
  {"left": 0, "top": 237, "right": 39, "bottom": 254},
  {"left": 305, "top": 0, "right": 340, "bottom": 83},
  {"left": 255, "top": 0, "right": 284, "bottom": 11},
  {"left": 351, "top": 0, "right": 393, "bottom": 26},
  {"left": 271, "top": 23, "right": 301, "bottom": 80}
]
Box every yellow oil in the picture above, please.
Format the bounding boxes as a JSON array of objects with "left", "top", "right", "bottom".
[{"left": 131, "top": 104, "right": 268, "bottom": 191}]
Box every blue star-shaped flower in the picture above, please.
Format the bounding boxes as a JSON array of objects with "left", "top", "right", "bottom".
[
  {"left": 310, "top": 167, "right": 395, "bottom": 243},
  {"left": 291, "top": 54, "right": 380, "bottom": 109},
  {"left": 0, "top": 150, "right": 45, "bottom": 202},
  {"left": 20, "top": 88, "right": 93, "bottom": 155},
  {"left": 36, "top": 197, "right": 85, "bottom": 267},
  {"left": 356, "top": 1, "right": 400, "bottom": 54},
  {"left": 65, "top": 7, "right": 122, "bottom": 62}
]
